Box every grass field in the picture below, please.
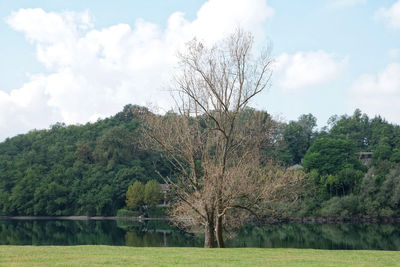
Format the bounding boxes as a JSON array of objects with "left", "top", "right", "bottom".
[{"left": 0, "top": 246, "right": 399, "bottom": 266}]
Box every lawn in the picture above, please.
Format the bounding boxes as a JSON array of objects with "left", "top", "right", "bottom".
[{"left": 0, "top": 246, "right": 399, "bottom": 266}]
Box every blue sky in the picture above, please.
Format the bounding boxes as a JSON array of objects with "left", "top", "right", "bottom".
[{"left": 0, "top": 0, "right": 399, "bottom": 140}]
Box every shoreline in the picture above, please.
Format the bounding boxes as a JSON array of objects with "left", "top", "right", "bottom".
[
  {"left": 262, "top": 216, "right": 400, "bottom": 224},
  {"left": 1, "top": 215, "right": 400, "bottom": 223},
  {"left": 0, "top": 215, "right": 169, "bottom": 221}
]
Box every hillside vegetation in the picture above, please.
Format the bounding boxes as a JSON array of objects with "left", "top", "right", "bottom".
[
  {"left": 0, "top": 105, "right": 400, "bottom": 217},
  {"left": 0, "top": 105, "right": 165, "bottom": 216}
]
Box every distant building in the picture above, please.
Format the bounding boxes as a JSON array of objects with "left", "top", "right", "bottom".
[
  {"left": 288, "top": 164, "right": 304, "bottom": 170},
  {"left": 160, "top": 184, "right": 170, "bottom": 205},
  {"left": 358, "top": 152, "right": 373, "bottom": 166}
]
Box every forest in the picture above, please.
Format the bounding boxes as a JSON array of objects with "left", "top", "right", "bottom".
[{"left": 0, "top": 104, "right": 400, "bottom": 218}]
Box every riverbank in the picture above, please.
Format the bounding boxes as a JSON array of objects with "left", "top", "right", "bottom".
[
  {"left": 0, "top": 216, "right": 168, "bottom": 221},
  {"left": 277, "top": 216, "right": 400, "bottom": 223},
  {"left": 1, "top": 215, "right": 400, "bottom": 223},
  {"left": 0, "top": 246, "right": 399, "bottom": 266}
]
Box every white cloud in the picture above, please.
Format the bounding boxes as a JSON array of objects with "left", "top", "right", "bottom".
[
  {"left": 0, "top": 76, "right": 62, "bottom": 140},
  {"left": 1, "top": 0, "right": 273, "bottom": 140},
  {"left": 349, "top": 63, "right": 400, "bottom": 123},
  {"left": 326, "top": 0, "right": 366, "bottom": 8},
  {"left": 274, "top": 50, "right": 347, "bottom": 92},
  {"left": 375, "top": 0, "right": 400, "bottom": 29}
]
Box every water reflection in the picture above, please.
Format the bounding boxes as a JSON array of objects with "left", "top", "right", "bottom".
[
  {"left": 0, "top": 220, "right": 126, "bottom": 246},
  {"left": 226, "top": 223, "right": 400, "bottom": 250},
  {"left": 118, "top": 220, "right": 202, "bottom": 247},
  {"left": 0, "top": 220, "right": 399, "bottom": 250}
]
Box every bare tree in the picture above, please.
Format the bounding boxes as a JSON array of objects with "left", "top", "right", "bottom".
[{"left": 143, "top": 29, "right": 304, "bottom": 248}]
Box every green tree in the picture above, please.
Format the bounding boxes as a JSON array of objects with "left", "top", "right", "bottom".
[
  {"left": 303, "top": 138, "right": 366, "bottom": 196},
  {"left": 144, "top": 180, "right": 162, "bottom": 207},
  {"left": 303, "top": 138, "right": 364, "bottom": 175},
  {"left": 113, "top": 165, "right": 147, "bottom": 207},
  {"left": 280, "top": 114, "right": 317, "bottom": 165},
  {"left": 75, "top": 141, "right": 93, "bottom": 163},
  {"left": 126, "top": 181, "right": 145, "bottom": 209},
  {"left": 329, "top": 109, "right": 370, "bottom": 150},
  {"left": 93, "top": 126, "right": 135, "bottom": 169},
  {"left": 373, "top": 137, "right": 392, "bottom": 161}
]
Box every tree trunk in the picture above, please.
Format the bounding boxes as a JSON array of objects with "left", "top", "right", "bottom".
[
  {"left": 204, "top": 211, "right": 215, "bottom": 248},
  {"left": 216, "top": 185, "right": 225, "bottom": 248},
  {"left": 216, "top": 215, "right": 225, "bottom": 248},
  {"left": 204, "top": 222, "right": 215, "bottom": 248}
]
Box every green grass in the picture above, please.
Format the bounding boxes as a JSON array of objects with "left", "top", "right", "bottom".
[{"left": 0, "top": 246, "right": 399, "bottom": 266}]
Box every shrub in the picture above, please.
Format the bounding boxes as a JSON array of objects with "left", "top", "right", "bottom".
[
  {"left": 116, "top": 208, "right": 140, "bottom": 217},
  {"left": 126, "top": 181, "right": 144, "bottom": 209},
  {"left": 319, "top": 195, "right": 359, "bottom": 217},
  {"left": 144, "top": 180, "right": 162, "bottom": 207}
]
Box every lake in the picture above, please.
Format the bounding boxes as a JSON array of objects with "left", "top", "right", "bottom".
[{"left": 0, "top": 219, "right": 400, "bottom": 250}]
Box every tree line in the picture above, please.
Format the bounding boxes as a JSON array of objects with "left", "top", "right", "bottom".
[
  {"left": 2, "top": 105, "right": 398, "bottom": 218},
  {"left": 0, "top": 104, "right": 167, "bottom": 216}
]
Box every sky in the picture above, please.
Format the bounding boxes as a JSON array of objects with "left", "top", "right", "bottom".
[{"left": 0, "top": 0, "right": 399, "bottom": 141}]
